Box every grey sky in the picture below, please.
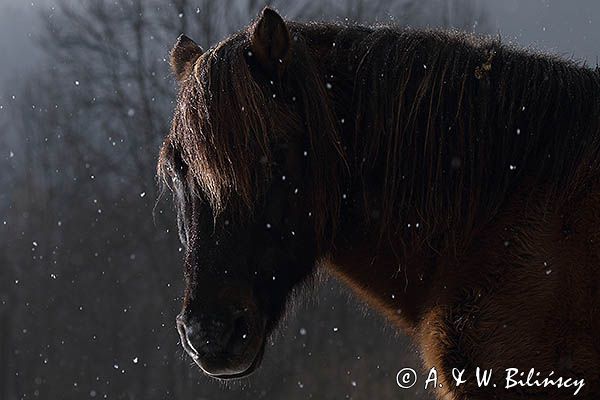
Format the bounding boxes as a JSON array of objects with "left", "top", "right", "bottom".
[
  {"left": 485, "top": 0, "right": 599, "bottom": 64},
  {"left": 0, "top": 1, "right": 47, "bottom": 86}
]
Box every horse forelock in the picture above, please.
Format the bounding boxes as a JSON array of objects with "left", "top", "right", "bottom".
[{"left": 158, "top": 27, "right": 347, "bottom": 246}]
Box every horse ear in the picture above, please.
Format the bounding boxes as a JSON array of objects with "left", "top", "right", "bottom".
[
  {"left": 170, "top": 34, "right": 203, "bottom": 81},
  {"left": 249, "top": 7, "right": 290, "bottom": 73}
]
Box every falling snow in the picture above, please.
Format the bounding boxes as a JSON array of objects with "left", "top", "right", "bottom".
[{"left": 1, "top": 1, "right": 596, "bottom": 399}]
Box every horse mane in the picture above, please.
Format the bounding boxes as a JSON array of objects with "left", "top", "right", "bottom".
[
  {"left": 158, "top": 26, "right": 347, "bottom": 243},
  {"left": 159, "top": 20, "right": 600, "bottom": 253},
  {"left": 332, "top": 26, "right": 600, "bottom": 250}
]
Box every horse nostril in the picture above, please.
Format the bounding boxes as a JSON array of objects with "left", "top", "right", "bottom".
[
  {"left": 188, "top": 320, "right": 225, "bottom": 356},
  {"left": 177, "top": 309, "right": 255, "bottom": 362},
  {"left": 177, "top": 317, "right": 199, "bottom": 359},
  {"left": 228, "top": 312, "right": 252, "bottom": 353},
  {"left": 177, "top": 310, "right": 253, "bottom": 359}
]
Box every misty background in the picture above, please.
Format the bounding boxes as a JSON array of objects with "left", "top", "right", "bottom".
[{"left": 0, "top": 1, "right": 597, "bottom": 399}]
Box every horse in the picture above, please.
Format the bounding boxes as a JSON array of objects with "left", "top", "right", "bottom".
[{"left": 157, "top": 7, "right": 600, "bottom": 399}]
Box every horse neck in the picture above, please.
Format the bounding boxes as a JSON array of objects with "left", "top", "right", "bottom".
[
  {"left": 310, "top": 32, "right": 430, "bottom": 331},
  {"left": 316, "top": 26, "right": 600, "bottom": 333}
]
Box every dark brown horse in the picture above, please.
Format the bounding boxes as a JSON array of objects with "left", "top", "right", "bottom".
[{"left": 158, "top": 7, "right": 600, "bottom": 399}]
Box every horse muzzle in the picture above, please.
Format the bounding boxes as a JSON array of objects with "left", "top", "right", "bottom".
[{"left": 176, "top": 304, "right": 266, "bottom": 379}]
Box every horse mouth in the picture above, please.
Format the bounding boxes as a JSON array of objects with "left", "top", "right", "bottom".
[{"left": 203, "top": 338, "right": 266, "bottom": 380}]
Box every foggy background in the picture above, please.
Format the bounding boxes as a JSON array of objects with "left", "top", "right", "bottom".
[{"left": 0, "top": 1, "right": 597, "bottom": 399}]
